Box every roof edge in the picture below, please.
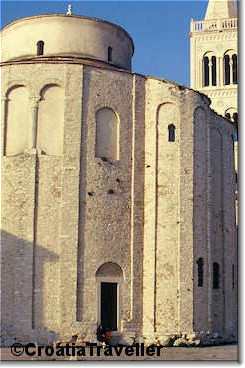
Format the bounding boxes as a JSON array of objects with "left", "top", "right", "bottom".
[{"left": 1, "top": 13, "right": 135, "bottom": 55}]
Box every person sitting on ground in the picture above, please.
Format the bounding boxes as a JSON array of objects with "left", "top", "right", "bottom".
[
  {"left": 96, "top": 325, "right": 112, "bottom": 345},
  {"left": 69, "top": 334, "right": 78, "bottom": 344},
  {"left": 96, "top": 324, "right": 106, "bottom": 343}
]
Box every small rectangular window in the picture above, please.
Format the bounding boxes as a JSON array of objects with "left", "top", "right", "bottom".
[
  {"left": 108, "top": 47, "right": 112, "bottom": 62},
  {"left": 213, "top": 262, "right": 220, "bottom": 289},
  {"left": 197, "top": 258, "right": 204, "bottom": 287},
  {"left": 168, "top": 124, "right": 176, "bottom": 142},
  {"left": 37, "top": 40, "right": 44, "bottom": 56}
]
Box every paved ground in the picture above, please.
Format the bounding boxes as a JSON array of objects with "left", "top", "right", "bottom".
[{"left": 0, "top": 344, "right": 238, "bottom": 361}]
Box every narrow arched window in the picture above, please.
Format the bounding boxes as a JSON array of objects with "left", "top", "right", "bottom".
[
  {"left": 211, "top": 56, "right": 217, "bottom": 86},
  {"left": 37, "top": 40, "right": 44, "bottom": 56},
  {"left": 197, "top": 258, "right": 204, "bottom": 287},
  {"left": 168, "top": 124, "right": 176, "bottom": 142},
  {"left": 203, "top": 56, "right": 209, "bottom": 86},
  {"left": 233, "top": 112, "right": 238, "bottom": 140},
  {"left": 235, "top": 171, "right": 238, "bottom": 183},
  {"left": 232, "top": 54, "right": 238, "bottom": 84},
  {"left": 95, "top": 107, "right": 119, "bottom": 160},
  {"left": 108, "top": 47, "right": 112, "bottom": 62},
  {"left": 224, "top": 55, "right": 230, "bottom": 85},
  {"left": 232, "top": 264, "right": 235, "bottom": 289},
  {"left": 213, "top": 262, "right": 220, "bottom": 289},
  {"left": 233, "top": 112, "right": 238, "bottom": 124}
]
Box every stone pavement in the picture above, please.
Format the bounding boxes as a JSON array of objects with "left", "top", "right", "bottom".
[{"left": 0, "top": 344, "right": 238, "bottom": 361}]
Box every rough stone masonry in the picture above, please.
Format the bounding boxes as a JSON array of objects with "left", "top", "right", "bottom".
[{"left": 1, "top": 12, "right": 237, "bottom": 346}]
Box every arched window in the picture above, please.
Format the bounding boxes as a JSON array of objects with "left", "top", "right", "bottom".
[
  {"left": 4, "top": 85, "right": 31, "bottom": 155},
  {"left": 168, "top": 124, "right": 176, "bottom": 142},
  {"left": 203, "top": 56, "right": 209, "bottom": 86},
  {"left": 225, "top": 108, "right": 238, "bottom": 140},
  {"left": 232, "top": 264, "right": 235, "bottom": 289},
  {"left": 233, "top": 112, "right": 238, "bottom": 124},
  {"left": 38, "top": 84, "right": 64, "bottom": 155},
  {"left": 213, "top": 262, "right": 220, "bottom": 289},
  {"left": 224, "top": 54, "right": 230, "bottom": 85},
  {"left": 108, "top": 47, "right": 112, "bottom": 62},
  {"left": 233, "top": 114, "right": 238, "bottom": 141},
  {"left": 232, "top": 54, "right": 238, "bottom": 84},
  {"left": 211, "top": 56, "right": 217, "bottom": 86},
  {"left": 197, "top": 258, "right": 204, "bottom": 287},
  {"left": 37, "top": 40, "right": 44, "bottom": 56},
  {"left": 95, "top": 107, "right": 119, "bottom": 160},
  {"left": 225, "top": 108, "right": 236, "bottom": 122}
]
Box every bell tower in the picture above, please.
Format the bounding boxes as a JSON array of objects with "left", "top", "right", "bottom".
[{"left": 190, "top": 0, "right": 238, "bottom": 122}]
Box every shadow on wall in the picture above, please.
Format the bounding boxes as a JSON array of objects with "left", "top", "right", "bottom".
[{"left": 1, "top": 230, "right": 59, "bottom": 345}]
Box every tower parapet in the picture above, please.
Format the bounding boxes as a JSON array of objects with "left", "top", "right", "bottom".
[{"left": 190, "top": 17, "right": 237, "bottom": 33}]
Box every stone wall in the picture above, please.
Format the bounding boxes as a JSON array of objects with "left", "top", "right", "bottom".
[{"left": 1, "top": 60, "right": 237, "bottom": 345}]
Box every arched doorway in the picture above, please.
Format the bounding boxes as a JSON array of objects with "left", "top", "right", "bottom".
[{"left": 96, "top": 262, "right": 123, "bottom": 331}]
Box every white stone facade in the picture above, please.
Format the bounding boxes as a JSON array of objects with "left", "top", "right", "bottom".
[{"left": 1, "top": 12, "right": 237, "bottom": 346}]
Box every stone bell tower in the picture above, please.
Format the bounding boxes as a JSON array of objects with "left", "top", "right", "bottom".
[
  {"left": 190, "top": 0, "right": 239, "bottom": 221},
  {"left": 190, "top": 0, "right": 238, "bottom": 121}
]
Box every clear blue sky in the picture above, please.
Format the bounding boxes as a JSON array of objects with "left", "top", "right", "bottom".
[{"left": 1, "top": 0, "right": 208, "bottom": 86}]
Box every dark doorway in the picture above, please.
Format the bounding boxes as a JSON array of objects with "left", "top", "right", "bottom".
[{"left": 101, "top": 282, "right": 117, "bottom": 331}]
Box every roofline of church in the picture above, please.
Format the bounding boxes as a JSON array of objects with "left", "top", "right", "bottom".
[
  {"left": 1, "top": 55, "right": 216, "bottom": 109},
  {"left": 1, "top": 13, "right": 135, "bottom": 55},
  {"left": 2, "top": 55, "right": 234, "bottom": 128}
]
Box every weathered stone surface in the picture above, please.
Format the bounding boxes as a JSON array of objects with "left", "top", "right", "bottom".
[{"left": 1, "top": 11, "right": 237, "bottom": 347}]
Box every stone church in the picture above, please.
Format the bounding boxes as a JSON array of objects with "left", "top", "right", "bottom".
[{"left": 1, "top": 0, "right": 238, "bottom": 346}]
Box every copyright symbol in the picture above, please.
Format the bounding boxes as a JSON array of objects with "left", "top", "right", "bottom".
[{"left": 11, "top": 343, "right": 24, "bottom": 356}]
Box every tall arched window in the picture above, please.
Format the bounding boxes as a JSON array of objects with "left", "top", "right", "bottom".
[
  {"left": 213, "top": 262, "right": 220, "bottom": 289},
  {"left": 224, "top": 54, "right": 230, "bottom": 85},
  {"left": 108, "top": 47, "right": 112, "bottom": 62},
  {"left": 225, "top": 108, "right": 238, "bottom": 140},
  {"left": 232, "top": 264, "right": 235, "bottom": 289},
  {"left": 197, "top": 258, "right": 204, "bottom": 287},
  {"left": 37, "top": 84, "right": 64, "bottom": 155},
  {"left": 233, "top": 112, "right": 238, "bottom": 124},
  {"left": 37, "top": 40, "right": 44, "bottom": 56},
  {"left": 203, "top": 56, "right": 209, "bottom": 86},
  {"left": 233, "top": 112, "right": 238, "bottom": 140},
  {"left": 168, "top": 124, "right": 176, "bottom": 142},
  {"left": 211, "top": 56, "right": 217, "bottom": 86},
  {"left": 232, "top": 54, "right": 238, "bottom": 84},
  {"left": 95, "top": 107, "right": 119, "bottom": 160},
  {"left": 4, "top": 85, "right": 31, "bottom": 155}
]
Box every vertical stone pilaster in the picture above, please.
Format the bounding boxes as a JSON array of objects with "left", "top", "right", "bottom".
[
  {"left": 29, "top": 97, "right": 40, "bottom": 150},
  {"left": 142, "top": 79, "right": 157, "bottom": 339},
  {"left": 1, "top": 96, "right": 8, "bottom": 156},
  {"left": 59, "top": 64, "right": 83, "bottom": 333}
]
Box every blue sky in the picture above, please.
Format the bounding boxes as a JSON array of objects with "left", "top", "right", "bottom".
[{"left": 1, "top": 1, "right": 208, "bottom": 86}]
